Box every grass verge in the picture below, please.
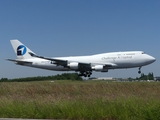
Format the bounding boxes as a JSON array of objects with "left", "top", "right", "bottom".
[{"left": 0, "top": 81, "right": 160, "bottom": 119}]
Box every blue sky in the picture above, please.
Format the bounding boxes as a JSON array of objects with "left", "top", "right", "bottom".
[{"left": 0, "top": 0, "right": 160, "bottom": 79}]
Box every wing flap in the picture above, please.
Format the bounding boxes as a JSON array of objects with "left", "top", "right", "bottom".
[
  {"left": 78, "top": 63, "right": 91, "bottom": 71},
  {"left": 52, "top": 59, "right": 68, "bottom": 66}
]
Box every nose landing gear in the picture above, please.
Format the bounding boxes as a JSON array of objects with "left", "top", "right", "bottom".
[{"left": 138, "top": 67, "right": 141, "bottom": 74}]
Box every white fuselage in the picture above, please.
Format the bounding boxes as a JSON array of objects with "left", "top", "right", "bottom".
[
  {"left": 8, "top": 40, "right": 156, "bottom": 77},
  {"left": 18, "top": 51, "right": 156, "bottom": 72}
]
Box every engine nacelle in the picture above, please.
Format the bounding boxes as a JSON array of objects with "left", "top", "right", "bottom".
[
  {"left": 92, "top": 65, "right": 108, "bottom": 72},
  {"left": 68, "top": 62, "right": 79, "bottom": 70}
]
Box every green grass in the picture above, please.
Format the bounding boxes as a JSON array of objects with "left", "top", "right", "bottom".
[{"left": 0, "top": 81, "right": 160, "bottom": 119}]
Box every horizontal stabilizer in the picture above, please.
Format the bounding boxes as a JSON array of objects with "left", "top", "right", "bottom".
[{"left": 6, "top": 59, "right": 32, "bottom": 65}]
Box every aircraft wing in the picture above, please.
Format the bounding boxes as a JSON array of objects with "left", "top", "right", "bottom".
[
  {"left": 6, "top": 59, "right": 33, "bottom": 65},
  {"left": 28, "top": 52, "right": 68, "bottom": 66},
  {"left": 28, "top": 52, "right": 91, "bottom": 69}
]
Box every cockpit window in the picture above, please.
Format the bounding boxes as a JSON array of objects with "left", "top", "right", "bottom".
[{"left": 142, "top": 52, "right": 145, "bottom": 54}]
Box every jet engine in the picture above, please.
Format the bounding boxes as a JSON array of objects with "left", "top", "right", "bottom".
[
  {"left": 68, "top": 62, "right": 79, "bottom": 70},
  {"left": 92, "top": 65, "right": 108, "bottom": 72}
]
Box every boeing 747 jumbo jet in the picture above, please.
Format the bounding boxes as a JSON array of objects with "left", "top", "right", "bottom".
[{"left": 7, "top": 40, "right": 156, "bottom": 77}]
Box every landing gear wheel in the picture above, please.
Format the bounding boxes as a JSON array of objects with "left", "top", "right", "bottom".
[
  {"left": 79, "top": 71, "right": 92, "bottom": 77},
  {"left": 138, "top": 67, "right": 141, "bottom": 74}
]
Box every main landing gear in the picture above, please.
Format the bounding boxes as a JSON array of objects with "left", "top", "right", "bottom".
[
  {"left": 78, "top": 71, "right": 92, "bottom": 77},
  {"left": 138, "top": 67, "right": 141, "bottom": 74}
]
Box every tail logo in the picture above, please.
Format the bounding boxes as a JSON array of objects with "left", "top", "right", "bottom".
[{"left": 17, "top": 45, "right": 27, "bottom": 56}]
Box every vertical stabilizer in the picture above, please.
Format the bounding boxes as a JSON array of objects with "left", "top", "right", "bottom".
[{"left": 10, "top": 39, "right": 36, "bottom": 59}]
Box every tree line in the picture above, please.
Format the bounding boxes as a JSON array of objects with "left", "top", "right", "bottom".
[
  {"left": 126, "top": 72, "right": 155, "bottom": 81},
  {"left": 128, "top": 72, "right": 154, "bottom": 80},
  {"left": 138, "top": 72, "right": 154, "bottom": 80},
  {"left": 0, "top": 73, "right": 82, "bottom": 82}
]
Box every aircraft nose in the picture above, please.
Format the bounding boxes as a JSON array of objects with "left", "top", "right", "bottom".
[
  {"left": 152, "top": 56, "right": 156, "bottom": 62},
  {"left": 147, "top": 55, "right": 156, "bottom": 63}
]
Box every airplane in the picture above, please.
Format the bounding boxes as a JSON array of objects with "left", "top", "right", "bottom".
[{"left": 7, "top": 39, "right": 156, "bottom": 77}]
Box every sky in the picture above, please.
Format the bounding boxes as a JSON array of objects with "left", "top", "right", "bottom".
[{"left": 0, "top": 0, "right": 160, "bottom": 79}]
